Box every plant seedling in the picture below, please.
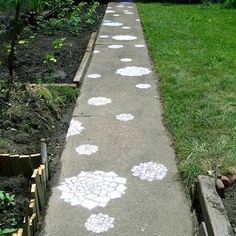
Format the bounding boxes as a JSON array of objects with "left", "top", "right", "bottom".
[{"left": 52, "top": 38, "right": 66, "bottom": 49}]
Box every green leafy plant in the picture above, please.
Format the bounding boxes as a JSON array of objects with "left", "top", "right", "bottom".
[
  {"left": 86, "top": 2, "right": 99, "bottom": 25},
  {"left": 43, "top": 53, "right": 57, "bottom": 76},
  {"left": 0, "top": 228, "right": 17, "bottom": 236},
  {"left": 0, "top": 191, "right": 15, "bottom": 209},
  {"left": 52, "top": 37, "right": 66, "bottom": 49}
]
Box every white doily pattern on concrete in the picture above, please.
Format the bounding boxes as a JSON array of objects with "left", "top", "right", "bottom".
[
  {"left": 99, "top": 35, "right": 109, "bottom": 38},
  {"left": 131, "top": 162, "right": 168, "bottom": 181},
  {"left": 58, "top": 171, "right": 127, "bottom": 209},
  {"left": 85, "top": 214, "right": 114, "bottom": 233},
  {"left": 88, "top": 97, "right": 112, "bottom": 106},
  {"left": 76, "top": 144, "right": 98, "bottom": 155},
  {"left": 135, "top": 84, "right": 151, "bottom": 89},
  {"left": 112, "top": 35, "right": 137, "bottom": 41},
  {"left": 116, "top": 113, "right": 134, "bottom": 121},
  {"left": 116, "top": 66, "right": 151, "bottom": 77},
  {"left": 103, "top": 22, "right": 123, "bottom": 27},
  {"left": 122, "top": 26, "right": 131, "bottom": 29},
  {"left": 120, "top": 58, "right": 132, "bottom": 62},
  {"left": 106, "top": 10, "right": 115, "bottom": 13},
  {"left": 135, "top": 44, "right": 145, "bottom": 48},
  {"left": 66, "top": 119, "right": 85, "bottom": 138},
  {"left": 87, "top": 74, "right": 101, "bottom": 79},
  {"left": 93, "top": 50, "right": 100, "bottom": 54},
  {"left": 108, "top": 45, "right": 124, "bottom": 49}
]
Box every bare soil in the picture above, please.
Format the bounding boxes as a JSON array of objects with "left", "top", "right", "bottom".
[{"left": 222, "top": 183, "right": 236, "bottom": 234}]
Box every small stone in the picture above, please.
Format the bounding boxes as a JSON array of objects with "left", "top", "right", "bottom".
[
  {"left": 215, "top": 179, "right": 225, "bottom": 198},
  {"left": 220, "top": 175, "right": 230, "bottom": 188}
]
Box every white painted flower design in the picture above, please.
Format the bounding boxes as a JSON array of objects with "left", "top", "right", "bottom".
[
  {"left": 131, "top": 162, "right": 168, "bottom": 181},
  {"left": 122, "top": 26, "right": 131, "bottom": 29},
  {"left": 116, "top": 66, "right": 151, "bottom": 77},
  {"left": 136, "top": 19, "right": 140, "bottom": 22},
  {"left": 103, "top": 20, "right": 111, "bottom": 23},
  {"left": 128, "top": 6, "right": 133, "bottom": 8},
  {"left": 120, "top": 58, "right": 132, "bottom": 62},
  {"left": 135, "top": 44, "right": 145, "bottom": 48},
  {"left": 85, "top": 214, "right": 114, "bottom": 233},
  {"left": 58, "top": 171, "right": 127, "bottom": 209},
  {"left": 93, "top": 50, "right": 100, "bottom": 54},
  {"left": 124, "top": 12, "right": 134, "bottom": 15},
  {"left": 108, "top": 45, "right": 123, "bottom": 49},
  {"left": 87, "top": 74, "right": 101, "bottom": 79},
  {"left": 99, "top": 35, "right": 109, "bottom": 38},
  {"left": 66, "top": 119, "right": 85, "bottom": 138},
  {"left": 116, "top": 113, "right": 134, "bottom": 121},
  {"left": 113, "top": 14, "right": 120, "bottom": 16},
  {"left": 76, "top": 144, "right": 98, "bottom": 155},
  {"left": 116, "top": 5, "right": 124, "bottom": 7},
  {"left": 88, "top": 97, "right": 112, "bottom": 106},
  {"left": 112, "top": 35, "right": 137, "bottom": 41},
  {"left": 106, "top": 10, "right": 115, "bottom": 13},
  {"left": 136, "top": 84, "right": 151, "bottom": 89},
  {"left": 103, "top": 22, "right": 123, "bottom": 27}
]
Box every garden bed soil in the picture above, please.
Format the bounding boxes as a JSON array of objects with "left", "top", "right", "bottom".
[
  {"left": 0, "top": 3, "right": 106, "bottom": 231},
  {"left": 0, "top": 4, "right": 106, "bottom": 84},
  {"left": 222, "top": 183, "right": 236, "bottom": 234}
]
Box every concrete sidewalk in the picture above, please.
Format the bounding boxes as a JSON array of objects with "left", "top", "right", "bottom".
[{"left": 42, "top": 2, "right": 193, "bottom": 235}]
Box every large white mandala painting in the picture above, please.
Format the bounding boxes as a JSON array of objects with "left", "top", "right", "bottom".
[
  {"left": 116, "top": 113, "right": 134, "bottom": 121},
  {"left": 131, "top": 162, "right": 168, "bottom": 181},
  {"left": 112, "top": 35, "right": 137, "bottom": 41},
  {"left": 85, "top": 214, "right": 114, "bottom": 233},
  {"left": 76, "top": 144, "right": 98, "bottom": 155},
  {"left": 66, "top": 119, "right": 85, "bottom": 138},
  {"left": 103, "top": 22, "right": 123, "bottom": 27},
  {"left": 116, "top": 66, "right": 151, "bottom": 77},
  {"left": 58, "top": 171, "right": 127, "bottom": 210},
  {"left": 88, "top": 97, "right": 112, "bottom": 106}
]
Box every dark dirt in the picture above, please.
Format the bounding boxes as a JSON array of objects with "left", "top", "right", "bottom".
[
  {"left": 222, "top": 183, "right": 236, "bottom": 233},
  {"left": 0, "top": 3, "right": 106, "bottom": 231},
  {"left": 0, "top": 175, "right": 31, "bottom": 230},
  {"left": 0, "top": 4, "right": 106, "bottom": 83}
]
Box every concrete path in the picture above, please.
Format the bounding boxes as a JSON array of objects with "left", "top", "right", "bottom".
[{"left": 42, "top": 2, "right": 193, "bottom": 235}]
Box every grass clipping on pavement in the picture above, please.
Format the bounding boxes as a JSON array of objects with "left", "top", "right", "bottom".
[{"left": 137, "top": 3, "right": 236, "bottom": 185}]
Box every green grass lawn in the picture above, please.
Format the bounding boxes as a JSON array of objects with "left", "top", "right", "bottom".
[{"left": 137, "top": 3, "right": 236, "bottom": 185}]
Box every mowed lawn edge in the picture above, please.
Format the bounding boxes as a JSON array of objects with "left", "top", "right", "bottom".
[{"left": 137, "top": 3, "right": 236, "bottom": 185}]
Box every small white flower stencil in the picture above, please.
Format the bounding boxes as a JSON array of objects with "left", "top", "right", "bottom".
[
  {"left": 66, "top": 119, "right": 85, "bottom": 138},
  {"left": 135, "top": 84, "right": 151, "bottom": 89},
  {"left": 99, "top": 35, "right": 109, "bottom": 38},
  {"left": 112, "top": 35, "right": 137, "bottom": 41},
  {"left": 93, "top": 50, "right": 100, "bottom": 54},
  {"left": 108, "top": 45, "right": 124, "bottom": 49},
  {"left": 120, "top": 58, "right": 132, "bottom": 62},
  {"left": 87, "top": 74, "right": 101, "bottom": 79},
  {"left": 76, "top": 144, "right": 98, "bottom": 155},
  {"left": 122, "top": 26, "right": 131, "bottom": 29},
  {"left": 136, "top": 19, "right": 140, "bottom": 22},
  {"left": 116, "top": 66, "right": 151, "bottom": 77},
  {"left": 116, "top": 5, "right": 124, "bottom": 7},
  {"left": 58, "top": 171, "right": 127, "bottom": 209},
  {"left": 85, "top": 214, "right": 114, "bottom": 233},
  {"left": 113, "top": 14, "right": 120, "bottom": 16},
  {"left": 103, "top": 22, "right": 123, "bottom": 27},
  {"left": 116, "top": 113, "right": 134, "bottom": 121},
  {"left": 131, "top": 162, "right": 168, "bottom": 181},
  {"left": 106, "top": 10, "right": 115, "bottom": 13},
  {"left": 88, "top": 97, "right": 112, "bottom": 106},
  {"left": 103, "top": 20, "right": 111, "bottom": 23},
  {"left": 124, "top": 12, "right": 134, "bottom": 15},
  {"left": 135, "top": 44, "right": 145, "bottom": 48}
]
